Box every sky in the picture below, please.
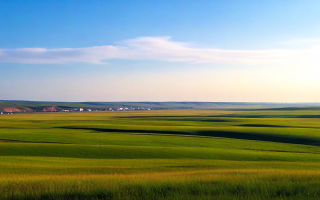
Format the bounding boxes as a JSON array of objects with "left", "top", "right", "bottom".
[{"left": 1, "top": 0, "right": 320, "bottom": 102}]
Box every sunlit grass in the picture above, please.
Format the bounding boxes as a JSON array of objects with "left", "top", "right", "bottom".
[
  {"left": 0, "top": 110, "right": 320, "bottom": 199},
  {"left": 0, "top": 168, "right": 319, "bottom": 200}
]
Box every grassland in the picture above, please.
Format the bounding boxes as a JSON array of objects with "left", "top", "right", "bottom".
[{"left": 0, "top": 110, "right": 320, "bottom": 199}]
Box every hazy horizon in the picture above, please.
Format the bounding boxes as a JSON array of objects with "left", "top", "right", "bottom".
[{"left": 2, "top": 100, "right": 320, "bottom": 104}]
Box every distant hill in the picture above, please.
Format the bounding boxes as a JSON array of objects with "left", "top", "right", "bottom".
[{"left": 1, "top": 101, "right": 320, "bottom": 112}]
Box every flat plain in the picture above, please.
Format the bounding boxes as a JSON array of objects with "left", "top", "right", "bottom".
[{"left": 0, "top": 109, "right": 320, "bottom": 199}]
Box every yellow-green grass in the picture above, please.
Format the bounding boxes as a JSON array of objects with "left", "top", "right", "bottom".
[
  {"left": 0, "top": 110, "right": 320, "bottom": 199},
  {"left": 0, "top": 166, "right": 320, "bottom": 200},
  {"left": 0, "top": 157, "right": 320, "bottom": 199}
]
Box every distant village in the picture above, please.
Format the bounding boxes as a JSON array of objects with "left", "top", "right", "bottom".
[
  {"left": 61, "top": 107, "right": 152, "bottom": 112},
  {"left": 0, "top": 106, "right": 153, "bottom": 115}
]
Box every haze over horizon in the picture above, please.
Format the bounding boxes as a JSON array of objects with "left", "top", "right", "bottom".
[{"left": 1, "top": 1, "right": 320, "bottom": 102}]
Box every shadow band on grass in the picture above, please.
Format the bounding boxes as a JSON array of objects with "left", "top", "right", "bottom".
[
  {"left": 0, "top": 139, "right": 71, "bottom": 144},
  {"left": 118, "top": 116, "right": 235, "bottom": 123},
  {"left": 118, "top": 115, "right": 320, "bottom": 119},
  {"left": 61, "top": 127, "right": 320, "bottom": 147},
  {"left": 213, "top": 115, "right": 320, "bottom": 118},
  {"left": 236, "top": 124, "right": 289, "bottom": 128}
]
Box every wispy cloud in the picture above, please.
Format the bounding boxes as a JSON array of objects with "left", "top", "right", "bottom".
[
  {"left": 1, "top": 36, "right": 320, "bottom": 66},
  {"left": 282, "top": 38, "right": 320, "bottom": 45}
]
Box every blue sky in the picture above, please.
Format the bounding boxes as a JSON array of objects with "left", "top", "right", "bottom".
[{"left": 1, "top": 0, "right": 320, "bottom": 101}]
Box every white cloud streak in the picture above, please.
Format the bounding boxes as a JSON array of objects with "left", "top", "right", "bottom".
[
  {"left": 282, "top": 38, "right": 320, "bottom": 45},
  {"left": 1, "top": 36, "right": 320, "bottom": 66}
]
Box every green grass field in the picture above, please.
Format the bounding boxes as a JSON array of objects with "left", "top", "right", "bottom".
[{"left": 0, "top": 110, "right": 320, "bottom": 199}]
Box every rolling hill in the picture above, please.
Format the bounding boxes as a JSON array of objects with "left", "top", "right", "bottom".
[{"left": 1, "top": 100, "right": 320, "bottom": 112}]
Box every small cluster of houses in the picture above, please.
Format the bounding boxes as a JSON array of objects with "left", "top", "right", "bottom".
[
  {"left": 62, "top": 108, "right": 92, "bottom": 112},
  {"left": 0, "top": 112, "right": 13, "bottom": 115},
  {"left": 61, "top": 107, "right": 152, "bottom": 112},
  {"left": 108, "top": 107, "right": 151, "bottom": 111}
]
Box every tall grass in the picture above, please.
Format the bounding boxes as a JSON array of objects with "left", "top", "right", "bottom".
[{"left": 0, "top": 169, "right": 319, "bottom": 199}]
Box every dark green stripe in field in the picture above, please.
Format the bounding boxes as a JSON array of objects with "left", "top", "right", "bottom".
[
  {"left": 0, "top": 143, "right": 320, "bottom": 161},
  {"left": 61, "top": 126, "right": 320, "bottom": 147}
]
